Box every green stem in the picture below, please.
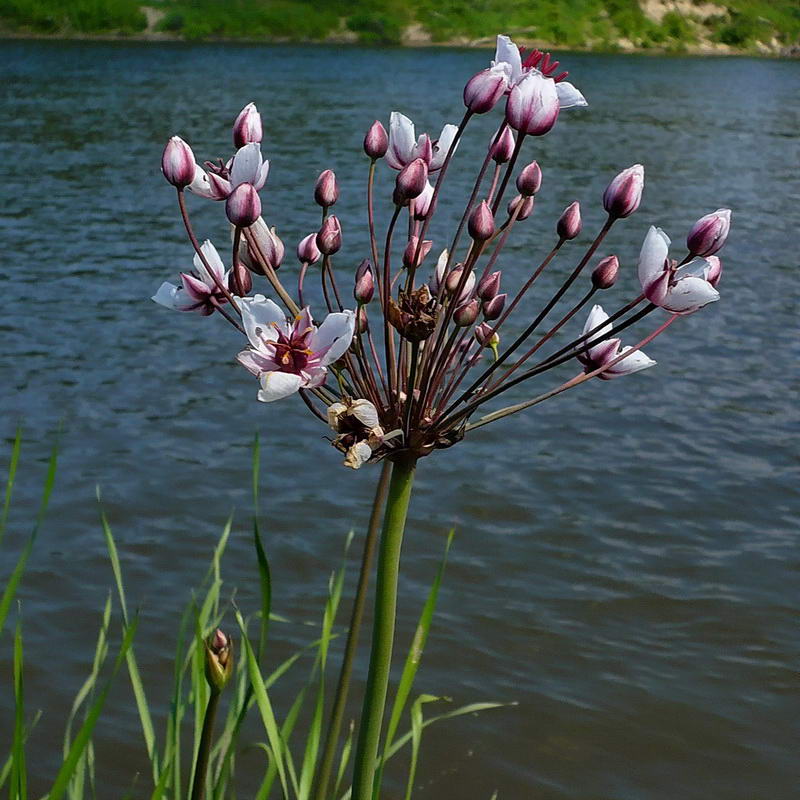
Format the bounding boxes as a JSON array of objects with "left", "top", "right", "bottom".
[
  {"left": 350, "top": 455, "right": 417, "bottom": 800},
  {"left": 190, "top": 690, "right": 219, "bottom": 800},
  {"left": 313, "top": 460, "right": 393, "bottom": 800}
]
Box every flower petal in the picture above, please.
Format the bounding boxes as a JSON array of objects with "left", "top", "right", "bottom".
[
  {"left": 555, "top": 81, "right": 588, "bottom": 109},
  {"left": 239, "top": 294, "right": 286, "bottom": 348},
  {"left": 193, "top": 239, "right": 226, "bottom": 286},
  {"left": 237, "top": 349, "right": 279, "bottom": 375},
  {"left": 387, "top": 112, "right": 416, "bottom": 170},
  {"left": 230, "top": 143, "right": 262, "bottom": 187},
  {"left": 430, "top": 124, "right": 459, "bottom": 171},
  {"left": 350, "top": 399, "right": 380, "bottom": 429},
  {"left": 311, "top": 310, "right": 356, "bottom": 365},
  {"left": 152, "top": 281, "right": 180, "bottom": 309},
  {"left": 344, "top": 441, "right": 373, "bottom": 470},
  {"left": 493, "top": 34, "right": 523, "bottom": 84},
  {"left": 254, "top": 159, "right": 270, "bottom": 191},
  {"left": 638, "top": 226, "right": 670, "bottom": 293},
  {"left": 181, "top": 272, "right": 211, "bottom": 301},
  {"left": 187, "top": 165, "right": 218, "bottom": 199},
  {"left": 662, "top": 276, "right": 720, "bottom": 315},
  {"left": 257, "top": 371, "right": 303, "bottom": 402},
  {"left": 604, "top": 346, "right": 656, "bottom": 378}
]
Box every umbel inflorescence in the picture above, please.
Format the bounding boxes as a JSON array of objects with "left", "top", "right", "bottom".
[{"left": 154, "top": 34, "right": 730, "bottom": 469}]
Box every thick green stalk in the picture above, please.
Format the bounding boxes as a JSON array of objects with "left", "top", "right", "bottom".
[
  {"left": 350, "top": 455, "right": 417, "bottom": 800},
  {"left": 190, "top": 690, "right": 219, "bottom": 800},
  {"left": 313, "top": 460, "right": 393, "bottom": 800}
]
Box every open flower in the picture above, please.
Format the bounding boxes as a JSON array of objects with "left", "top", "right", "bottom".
[
  {"left": 152, "top": 240, "right": 230, "bottom": 315},
  {"left": 191, "top": 143, "right": 270, "bottom": 200},
  {"left": 492, "top": 34, "right": 587, "bottom": 109},
  {"left": 385, "top": 112, "right": 458, "bottom": 172},
  {"left": 638, "top": 227, "right": 720, "bottom": 315},
  {"left": 237, "top": 295, "right": 355, "bottom": 402},
  {"left": 578, "top": 304, "right": 656, "bottom": 380}
]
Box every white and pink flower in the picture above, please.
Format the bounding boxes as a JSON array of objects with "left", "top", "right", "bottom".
[
  {"left": 152, "top": 240, "right": 230, "bottom": 315},
  {"left": 578, "top": 304, "right": 656, "bottom": 380},
  {"left": 386, "top": 112, "right": 459, "bottom": 172},
  {"left": 236, "top": 295, "right": 355, "bottom": 402}
]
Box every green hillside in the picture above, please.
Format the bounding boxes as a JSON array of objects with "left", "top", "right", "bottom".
[{"left": 1, "top": 0, "right": 798, "bottom": 54}]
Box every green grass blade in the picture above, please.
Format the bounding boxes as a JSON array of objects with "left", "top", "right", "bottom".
[
  {"left": 99, "top": 498, "right": 158, "bottom": 784},
  {"left": 0, "top": 442, "right": 58, "bottom": 638},
  {"left": 402, "top": 695, "right": 439, "bottom": 800},
  {"left": 0, "top": 426, "right": 22, "bottom": 547},
  {"left": 0, "top": 711, "right": 40, "bottom": 792},
  {"left": 48, "top": 616, "right": 139, "bottom": 800},
  {"left": 11, "top": 614, "right": 27, "bottom": 800},
  {"left": 236, "top": 610, "right": 291, "bottom": 799},
  {"left": 332, "top": 721, "right": 355, "bottom": 800}
]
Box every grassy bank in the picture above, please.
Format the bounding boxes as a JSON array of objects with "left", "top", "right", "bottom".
[{"left": 0, "top": 0, "right": 798, "bottom": 54}]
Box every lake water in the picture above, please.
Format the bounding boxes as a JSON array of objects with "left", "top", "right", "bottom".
[{"left": 0, "top": 40, "right": 798, "bottom": 798}]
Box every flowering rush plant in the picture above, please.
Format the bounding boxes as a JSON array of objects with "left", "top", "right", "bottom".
[{"left": 155, "top": 34, "right": 731, "bottom": 800}]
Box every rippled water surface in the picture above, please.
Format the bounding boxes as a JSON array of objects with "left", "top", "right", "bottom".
[{"left": 0, "top": 40, "right": 798, "bottom": 798}]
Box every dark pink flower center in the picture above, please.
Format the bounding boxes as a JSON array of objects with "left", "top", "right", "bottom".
[
  {"left": 271, "top": 328, "right": 313, "bottom": 373},
  {"left": 520, "top": 47, "right": 569, "bottom": 83}
]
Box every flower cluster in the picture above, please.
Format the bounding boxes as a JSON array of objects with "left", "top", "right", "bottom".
[{"left": 154, "top": 34, "right": 731, "bottom": 468}]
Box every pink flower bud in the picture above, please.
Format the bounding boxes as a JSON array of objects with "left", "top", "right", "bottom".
[
  {"left": 474, "top": 322, "right": 499, "bottom": 348},
  {"left": 161, "top": 136, "right": 196, "bottom": 189},
  {"left": 232, "top": 102, "right": 262, "bottom": 149},
  {"left": 603, "top": 164, "right": 644, "bottom": 220},
  {"left": 482, "top": 292, "right": 506, "bottom": 320},
  {"left": 364, "top": 120, "right": 389, "bottom": 160},
  {"left": 413, "top": 181, "right": 436, "bottom": 220},
  {"left": 477, "top": 270, "right": 501, "bottom": 300},
  {"left": 705, "top": 255, "right": 722, "bottom": 288},
  {"left": 591, "top": 255, "right": 619, "bottom": 289},
  {"left": 316, "top": 215, "right": 342, "bottom": 255},
  {"left": 226, "top": 183, "right": 261, "bottom": 227},
  {"left": 463, "top": 66, "right": 508, "bottom": 114},
  {"left": 516, "top": 161, "right": 542, "bottom": 197},
  {"left": 505, "top": 72, "right": 560, "bottom": 136},
  {"left": 468, "top": 200, "right": 495, "bottom": 241},
  {"left": 314, "top": 169, "right": 339, "bottom": 208},
  {"left": 354, "top": 259, "right": 374, "bottom": 303},
  {"left": 686, "top": 208, "right": 731, "bottom": 257},
  {"left": 230, "top": 260, "right": 252, "bottom": 295},
  {"left": 507, "top": 194, "right": 535, "bottom": 221},
  {"left": 402, "top": 236, "right": 433, "bottom": 269},
  {"left": 489, "top": 127, "right": 515, "bottom": 164},
  {"left": 557, "top": 201, "right": 582, "bottom": 240},
  {"left": 393, "top": 158, "right": 428, "bottom": 206},
  {"left": 297, "top": 232, "right": 321, "bottom": 265},
  {"left": 454, "top": 298, "right": 480, "bottom": 327}
]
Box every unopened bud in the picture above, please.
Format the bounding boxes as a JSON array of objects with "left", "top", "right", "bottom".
[
  {"left": 454, "top": 298, "right": 480, "bottom": 327},
  {"left": 316, "top": 215, "right": 342, "bottom": 255},
  {"left": 364, "top": 120, "right": 389, "bottom": 160},
  {"left": 205, "top": 628, "right": 233, "bottom": 694},
  {"left": 603, "top": 164, "right": 644, "bottom": 220},
  {"left": 468, "top": 200, "right": 495, "bottom": 241},
  {"left": 354, "top": 259, "right": 375, "bottom": 303},
  {"left": 686, "top": 209, "right": 731, "bottom": 257},
  {"left": 477, "top": 270, "right": 501, "bottom": 301},
  {"left": 226, "top": 183, "right": 261, "bottom": 227},
  {"left": 314, "top": 169, "right": 339, "bottom": 208},
  {"left": 482, "top": 292, "right": 506, "bottom": 320},
  {"left": 393, "top": 158, "right": 428, "bottom": 206},
  {"left": 230, "top": 260, "right": 252, "bottom": 295},
  {"left": 402, "top": 236, "right": 433, "bottom": 270},
  {"left": 463, "top": 66, "right": 508, "bottom": 114},
  {"left": 489, "top": 127, "right": 515, "bottom": 164},
  {"left": 161, "top": 136, "right": 196, "bottom": 189},
  {"left": 507, "top": 194, "right": 535, "bottom": 221},
  {"left": 297, "top": 233, "right": 321, "bottom": 265},
  {"left": 516, "top": 161, "right": 542, "bottom": 197},
  {"left": 475, "top": 322, "right": 499, "bottom": 348},
  {"left": 232, "top": 102, "right": 262, "bottom": 149},
  {"left": 413, "top": 181, "right": 436, "bottom": 220},
  {"left": 705, "top": 255, "right": 722, "bottom": 288},
  {"left": 591, "top": 255, "right": 619, "bottom": 290},
  {"left": 557, "top": 201, "right": 582, "bottom": 240}
]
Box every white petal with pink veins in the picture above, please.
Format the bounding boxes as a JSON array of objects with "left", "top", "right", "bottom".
[
  {"left": 194, "top": 240, "right": 226, "bottom": 286},
  {"left": 638, "top": 226, "right": 670, "bottom": 292},
  {"left": 230, "top": 143, "right": 263, "bottom": 187},
  {"left": 430, "top": 124, "right": 459, "bottom": 170},
  {"left": 257, "top": 371, "right": 303, "bottom": 402},
  {"left": 555, "top": 81, "right": 587, "bottom": 109},
  {"left": 239, "top": 295, "right": 286, "bottom": 348},
  {"left": 387, "top": 112, "right": 416, "bottom": 169},
  {"left": 311, "top": 310, "right": 356, "bottom": 364},
  {"left": 493, "top": 34, "right": 523, "bottom": 84},
  {"left": 236, "top": 349, "right": 279, "bottom": 376},
  {"left": 662, "top": 276, "right": 720, "bottom": 315}
]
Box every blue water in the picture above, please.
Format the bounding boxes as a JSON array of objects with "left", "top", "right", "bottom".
[{"left": 0, "top": 40, "right": 798, "bottom": 798}]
